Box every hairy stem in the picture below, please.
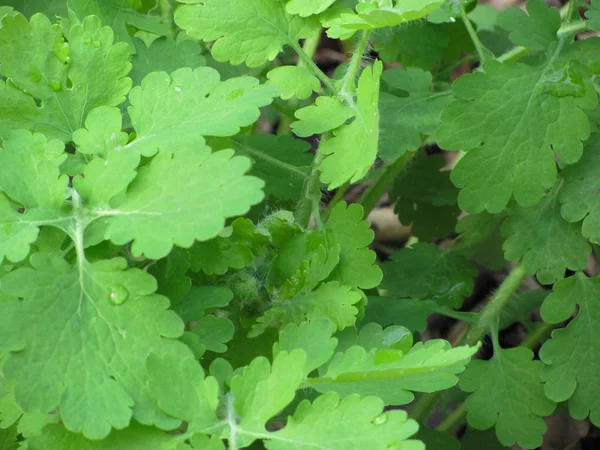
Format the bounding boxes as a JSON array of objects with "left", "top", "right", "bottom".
[
  {"left": 291, "top": 41, "right": 336, "bottom": 95},
  {"left": 295, "top": 152, "right": 325, "bottom": 228},
  {"left": 358, "top": 151, "right": 418, "bottom": 218},
  {"left": 339, "top": 30, "right": 372, "bottom": 100},
  {"left": 436, "top": 402, "right": 467, "bottom": 433},
  {"left": 521, "top": 320, "right": 555, "bottom": 349},
  {"left": 322, "top": 183, "right": 350, "bottom": 221},
  {"left": 459, "top": 2, "right": 487, "bottom": 63}
]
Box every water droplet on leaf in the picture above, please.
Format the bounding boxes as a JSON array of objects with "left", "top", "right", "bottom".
[
  {"left": 174, "top": 86, "right": 182, "bottom": 92},
  {"left": 450, "top": 16, "right": 456, "bottom": 22},
  {"left": 108, "top": 284, "right": 129, "bottom": 305},
  {"left": 372, "top": 414, "right": 387, "bottom": 425}
]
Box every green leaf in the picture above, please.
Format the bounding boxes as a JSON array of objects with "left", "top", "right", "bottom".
[
  {"left": 285, "top": 0, "right": 336, "bottom": 17},
  {"left": 189, "top": 315, "right": 235, "bottom": 353},
  {"left": 309, "top": 340, "right": 478, "bottom": 405},
  {"left": 0, "top": 13, "right": 131, "bottom": 142},
  {"left": 497, "top": 0, "right": 560, "bottom": 51},
  {"left": 437, "top": 59, "right": 596, "bottom": 213},
  {"left": 453, "top": 211, "right": 506, "bottom": 271},
  {"left": 459, "top": 347, "right": 556, "bottom": 449},
  {"left": 126, "top": 67, "right": 276, "bottom": 157},
  {"left": 267, "top": 393, "right": 423, "bottom": 450},
  {"left": 559, "top": 133, "right": 600, "bottom": 244},
  {"left": 189, "top": 218, "right": 263, "bottom": 275},
  {"left": 320, "top": 61, "right": 382, "bottom": 189},
  {"left": 323, "top": 0, "right": 446, "bottom": 40},
  {"left": 324, "top": 202, "right": 383, "bottom": 290},
  {"left": 501, "top": 184, "right": 591, "bottom": 285},
  {"left": 291, "top": 96, "right": 354, "bottom": 137},
  {"left": 232, "top": 135, "right": 312, "bottom": 201},
  {"left": 0, "top": 131, "right": 69, "bottom": 264},
  {"left": 389, "top": 154, "right": 459, "bottom": 240},
  {"left": 27, "top": 423, "right": 183, "bottom": 450},
  {"left": 379, "top": 68, "right": 451, "bottom": 161},
  {"left": 539, "top": 273, "right": 600, "bottom": 425},
  {"left": 174, "top": 0, "right": 319, "bottom": 67},
  {"left": 148, "top": 248, "right": 192, "bottom": 304},
  {"left": 67, "top": 0, "right": 170, "bottom": 50},
  {"left": 130, "top": 35, "right": 206, "bottom": 87},
  {"left": 251, "top": 281, "right": 362, "bottom": 337},
  {"left": 171, "top": 286, "right": 233, "bottom": 322},
  {"left": 89, "top": 148, "right": 264, "bottom": 259},
  {"left": 0, "top": 255, "right": 190, "bottom": 439},
  {"left": 2, "top": 0, "right": 66, "bottom": 18},
  {"left": 266, "top": 66, "right": 321, "bottom": 100},
  {"left": 381, "top": 243, "right": 478, "bottom": 309},
  {"left": 273, "top": 319, "right": 338, "bottom": 376},
  {"left": 586, "top": 0, "right": 600, "bottom": 31}
]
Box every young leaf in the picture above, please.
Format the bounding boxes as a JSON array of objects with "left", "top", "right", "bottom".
[
  {"left": 459, "top": 347, "right": 556, "bottom": 449},
  {"left": 320, "top": 61, "right": 382, "bottom": 189},
  {"left": 309, "top": 340, "right": 479, "bottom": 405},
  {"left": 438, "top": 59, "right": 595, "bottom": 213},
  {"left": 325, "top": 202, "right": 383, "bottom": 290},
  {"left": 539, "top": 273, "right": 600, "bottom": 426},
  {"left": 501, "top": 184, "right": 591, "bottom": 285},
  {"left": 379, "top": 68, "right": 451, "bottom": 161},
  {"left": 126, "top": 67, "right": 276, "bottom": 157},
  {"left": 267, "top": 393, "right": 423, "bottom": 450},
  {"left": 497, "top": 0, "right": 560, "bottom": 51},
  {"left": 381, "top": 243, "right": 477, "bottom": 309},
  {"left": 174, "top": 0, "right": 319, "bottom": 67},
  {"left": 0, "top": 13, "right": 131, "bottom": 142},
  {"left": 291, "top": 96, "right": 354, "bottom": 137},
  {"left": 266, "top": 66, "right": 321, "bottom": 100},
  {"left": 0, "top": 255, "right": 191, "bottom": 439},
  {"left": 189, "top": 315, "right": 235, "bottom": 353}
]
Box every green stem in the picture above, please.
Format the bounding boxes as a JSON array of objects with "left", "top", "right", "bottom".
[
  {"left": 291, "top": 42, "right": 336, "bottom": 95},
  {"left": 158, "top": 0, "right": 174, "bottom": 33},
  {"left": 358, "top": 151, "right": 418, "bottom": 218},
  {"left": 339, "top": 30, "right": 372, "bottom": 99},
  {"left": 463, "top": 262, "right": 527, "bottom": 346},
  {"left": 459, "top": 2, "right": 487, "bottom": 63},
  {"left": 521, "top": 320, "right": 555, "bottom": 349},
  {"left": 295, "top": 152, "right": 325, "bottom": 228},
  {"left": 436, "top": 403, "right": 467, "bottom": 433},
  {"left": 409, "top": 392, "right": 442, "bottom": 422}
]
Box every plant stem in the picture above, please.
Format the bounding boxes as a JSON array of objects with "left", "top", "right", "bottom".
[
  {"left": 158, "top": 0, "right": 174, "bottom": 33},
  {"left": 459, "top": 2, "right": 487, "bottom": 63},
  {"left": 358, "top": 152, "right": 417, "bottom": 218},
  {"left": 322, "top": 183, "right": 350, "bottom": 221},
  {"left": 291, "top": 42, "right": 336, "bottom": 95},
  {"left": 463, "top": 261, "right": 527, "bottom": 346},
  {"left": 436, "top": 403, "right": 467, "bottom": 433},
  {"left": 521, "top": 320, "right": 555, "bottom": 349},
  {"left": 409, "top": 392, "right": 442, "bottom": 422},
  {"left": 339, "top": 30, "right": 372, "bottom": 99},
  {"left": 295, "top": 152, "right": 325, "bottom": 228}
]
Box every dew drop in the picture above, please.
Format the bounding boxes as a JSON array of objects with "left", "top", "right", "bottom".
[
  {"left": 108, "top": 284, "right": 129, "bottom": 305},
  {"left": 450, "top": 16, "right": 456, "bottom": 22},
  {"left": 174, "top": 86, "right": 182, "bottom": 92},
  {"left": 372, "top": 414, "right": 387, "bottom": 425}
]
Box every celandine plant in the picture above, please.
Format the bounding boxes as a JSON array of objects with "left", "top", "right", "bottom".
[{"left": 0, "top": 0, "right": 599, "bottom": 448}]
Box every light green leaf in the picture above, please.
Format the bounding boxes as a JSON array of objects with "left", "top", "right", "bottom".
[
  {"left": 267, "top": 393, "right": 424, "bottom": 450},
  {"left": 323, "top": 0, "right": 446, "bottom": 39},
  {"left": 273, "top": 319, "right": 338, "bottom": 376},
  {"left": 501, "top": 184, "right": 591, "bottom": 285},
  {"left": 539, "top": 273, "right": 600, "bottom": 425},
  {"left": 27, "top": 423, "right": 183, "bottom": 450},
  {"left": 325, "top": 202, "right": 383, "bottom": 290},
  {"left": 233, "top": 135, "right": 312, "bottom": 201},
  {"left": 0, "top": 131, "right": 69, "bottom": 264},
  {"left": 127, "top": 67, "right": 276, "bottom": 157},
  {"left": 309, "top": 340, "right": 479, "bottom": 405},
  {"left": 72, "top": 106, "right": 129, "bottom": 157},
  {"left": 0, "top": 13, "right": 132, "bottom": 142},
  {"left": 90, "top": 148, "right": 264, "bottom": 259},
  {"left": 497, "top": 0, "right": 560, "bottom": 50},
  {"left": 291, "top": 96, "right": 354, "bottom": 137},
  {"left": 559, "top": 133, "right": 600, "bottom": 244},
  {"left": 286, "top": 0, "right": 337, "bottom": 17},
  {"left": 266, "top": 66, "right": 321, "bottom": 100},
  {"left": 171, "top": 286, "right": 233, "bottom": 323},
  {"left": 0, "top": 255, "right": 190, "bottom": 439},
  {"left": 586, "top": 0, "right": 600, "bottom": 31},
  {"left": 437, "top": 59, "right": 596, "bottom": 213},
  {"left": 460, "top": 347, "right": 556, "bottom": 449},
  {"left": 251, "top": 282, "right": 362, "bottom": 336},
  {"left": 174, "top": 0, "right": 319, "bottom": 67},
  {"left": 320, "top": 61, "right": 382, "bottom": 189},
  {"left": 381, "top": 243, "right": 478, "bottom": 309},
  {"left": 189, "top": 315, "right": 235, "bottom": 353},
  {"left": 2, "top": 0, "right": 65, "bottom": 18},
  {"left": 379, "top": 68, "right": 451, "bottom": 161}
]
